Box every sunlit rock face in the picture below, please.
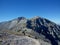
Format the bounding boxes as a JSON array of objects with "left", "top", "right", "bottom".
[
  {"left": 0, "top": 16, "right": 60, "bottom": 45},
  {"left": 1, "top": 36, "right": 40, "bottom": 45},
  {"left": 1, "top": 35, "right": 52, "bottom": 45}
]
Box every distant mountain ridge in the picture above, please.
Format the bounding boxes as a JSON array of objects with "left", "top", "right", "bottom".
[{"left": 0, "top": 16, "right": 60, "bottom": 45}]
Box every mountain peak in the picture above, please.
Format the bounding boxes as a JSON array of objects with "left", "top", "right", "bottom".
[
  {"left": 0, "top": 16, "right": 60, "bottom": 45},
  {"left": 17, "top": 17, "right": 26, "bottom": 20},
  {"left": 33, "top": 16, "right": 41, "bottom": 19},
  {"left": 30, "top": 16, "right": 42, "bottom": 21},
  {"left": 34, "top": 16, "right": 40, "bottom": 18},
  {"left": 12, "top": 17, "right": 26, "bottom": 22}
]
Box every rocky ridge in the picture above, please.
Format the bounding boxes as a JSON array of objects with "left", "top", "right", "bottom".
[{"left": 0, "top": 16, "right": 60, "bottom": 45}]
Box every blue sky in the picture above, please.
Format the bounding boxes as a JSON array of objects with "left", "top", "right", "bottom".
[{"left": 0, "top": 0, "right": 60, "bottom": 24}]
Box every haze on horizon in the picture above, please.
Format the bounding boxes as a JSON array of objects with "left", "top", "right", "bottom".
[{"left": 0, "top": 0, "right": 60, "bottom": 24}]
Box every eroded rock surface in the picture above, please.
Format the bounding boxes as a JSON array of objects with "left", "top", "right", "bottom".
[{"left": 0, "top": 16, "right": 60, "bottom": 45}]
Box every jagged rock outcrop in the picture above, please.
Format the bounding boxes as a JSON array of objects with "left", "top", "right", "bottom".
[{"left": 0, "top": 16, "right": 60, "bottom": 45}]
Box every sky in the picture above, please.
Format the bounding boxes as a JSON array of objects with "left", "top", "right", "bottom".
[{"left": 0, "top": 0, "right": 60, "bottom": 24}]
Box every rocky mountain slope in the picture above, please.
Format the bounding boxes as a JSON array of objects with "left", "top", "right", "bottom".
[{"left": 0, "top": 16, "right": 60, "bottom": 45}]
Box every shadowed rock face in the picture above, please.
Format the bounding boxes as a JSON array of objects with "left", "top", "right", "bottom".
[
  {"left": 27, "top": 17, "right": 60, "bottom": 45},
  {"left": 0, "top": 16, "right": 60, "bottom": 45}
]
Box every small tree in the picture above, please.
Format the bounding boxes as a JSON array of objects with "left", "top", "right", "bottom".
[{"left": 35, "top": 36, "right": 38, "bottom": 39}]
